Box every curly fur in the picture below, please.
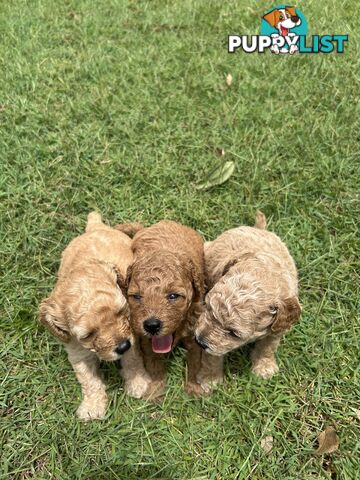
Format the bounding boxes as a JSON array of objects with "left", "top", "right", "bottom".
[
  {"left": 113, "top": 221, "right": 144, "bottom": 238},
  {"left": 195, "top": 211, "right": 301, "bottom": 385}
]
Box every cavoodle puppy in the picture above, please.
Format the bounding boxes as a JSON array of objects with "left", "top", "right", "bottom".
[
  {"left": 118, "top": 220, "right": 208, "bottom": 398},
  {"left": 195, "top": 211, "right": 301, "bottom": 388},
  {"left": 39, "top": 212, "right": 150, "bottom": 420}
]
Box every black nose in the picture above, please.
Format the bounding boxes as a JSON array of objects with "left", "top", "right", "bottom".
[
  {"left": 143, "top": 318, "right": 162, "bottom": 335},
  {"left": 115, "top": 339, "right": 131, "bottom": 355},
  {"left": 291, "top": 15, "right": 299, "bottom": 23},
  {"left": 195, "top": 335, "right": 208, "bottom": 350}
]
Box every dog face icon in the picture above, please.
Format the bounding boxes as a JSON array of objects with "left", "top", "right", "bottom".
[
  {"left": 263, "top": 6, "right": 301, "bottom": 36},
  {"left": 262, "top": 6, "right": 302, "bottom": 54}
]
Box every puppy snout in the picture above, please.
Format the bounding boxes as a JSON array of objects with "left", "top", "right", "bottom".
[
  {"left": 291, "top": 15, "right": 299, "bottom": 23},
  {"left": 195, "top": 335, "right": 208, "bottom": 350},
  {"left": 114, "top": 339, "right": 131, "bottom": 355},
  {"left": 143, "top": 317, "right": 162, "bottom": 335}
]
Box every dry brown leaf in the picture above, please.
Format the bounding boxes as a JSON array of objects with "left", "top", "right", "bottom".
[
  {"left": 260, "top": 435, "right": 273, "bottom": 454},
  {"left": 315, "top": 426, "right": 339, "bottom": 455},
  {"left": 226, "top": 73, "right": 233, "bottom": 86}
]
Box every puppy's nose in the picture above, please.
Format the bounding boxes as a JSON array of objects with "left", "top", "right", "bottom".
[
  {"left": 291, "top": 15, "right": 299, "bottom": 22},
  {"left": 143, "top": 317, "right": 162, "bottom": 335},
  {"left": 115, "top": 339, "right": 131, "bottom": 355},
  {"left": 195, "top": 335, "right": 208, "bottom": 350}
]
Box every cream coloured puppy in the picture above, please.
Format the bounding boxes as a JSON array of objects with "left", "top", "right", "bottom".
[
  {"left": 39, "top": 212, "right": 151, "bottom": 420},
  {"left": 195, "top": 212, "right": 301, "bottom": 391}
]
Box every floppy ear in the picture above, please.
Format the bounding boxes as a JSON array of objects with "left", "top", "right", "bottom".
[
  {"left": 114, "top": 265, "right": 131, "bottom": 298},
  {"left": 189, "top": 259, "right": 205, "bottom": 302},
  {"left": 263, "top": 10, "right": 278, "bottom": 27},
  {"left": 271, "top": 296, "right": 301, "bottom": 333},
  {"left": 286, "top": 6, "right": 297, "bottom": 17},
  {"left": 39, "top": 297, "right": 70, "bottom": 343}
]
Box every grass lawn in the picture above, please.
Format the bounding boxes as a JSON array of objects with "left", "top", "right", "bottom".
[{"left": 1, "top": 0, "right": 359, "bottom": 478}]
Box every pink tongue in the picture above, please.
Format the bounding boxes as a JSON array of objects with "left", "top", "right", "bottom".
[
  {"left": 281, "top": 26, "right": 288, "bottom": 36},
  {"left": 152, "top": 335, "right": 173, "bottom": 353}
]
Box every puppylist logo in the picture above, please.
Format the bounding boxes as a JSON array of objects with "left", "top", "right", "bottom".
[{"left": 228, "top": 5, "right": 348, "bottom": 55}]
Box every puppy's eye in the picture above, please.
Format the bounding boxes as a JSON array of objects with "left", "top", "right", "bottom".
[
  {"left": 81, "top": 330, "right": 96, "bottom": 341},
  {"left": 226, "top": 329, "right": 240, "bottom": 338},
  {"left": 167, "top": 293, "right": 180, "bottom": 301},
  {"left": 131, "top": 294, "right": 142, "bottom": 301},
  {"left": 279, "top": 15, "right": 284, "bottom": 20}
]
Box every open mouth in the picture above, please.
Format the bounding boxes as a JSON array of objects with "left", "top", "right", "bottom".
[
  {"left": 151, "top": 334, "right": 173, "bottom": 353},
  {"left": 280, "top": 26, "right": 289, "bottom": 36}
]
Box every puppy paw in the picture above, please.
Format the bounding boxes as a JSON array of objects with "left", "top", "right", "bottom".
[
  {"left": 251, "top": 359, "right": 279, "bottom": 379},
  {"left": 185, "top": 381, "right": 210, "bottom": 398},
  {"left": 196, "top": 374, "right": 223, "bottom": 394},
  {"left": 142, "top": 380, "right": 166, "bottom": 402},
  {"left": 76, "top": 395, "right": 107, "bottom": 421},
  {"left": 124, "top": 373, "right": 152, "bottom": 399}
]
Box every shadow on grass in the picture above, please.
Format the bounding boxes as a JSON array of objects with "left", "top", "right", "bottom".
[{"left": 225, "top": 344, "right": 251, "bottom": 377}]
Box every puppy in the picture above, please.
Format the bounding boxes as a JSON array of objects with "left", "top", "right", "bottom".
[
  {"left": 120, "top": 220, "right": 208, "bottom": 398},
  {"left": 39, "top": 212, "right": 150, "bottom": 420},
  {"left": 263, "top": 6, "right": 301, "bottom": 54},
  {"left": 195, "top": 212, "right": 301, "bottom": 387}
]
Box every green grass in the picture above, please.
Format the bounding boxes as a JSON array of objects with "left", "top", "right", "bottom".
[{"left": 1, "top": 0, "right": 359, "bottom": 478}]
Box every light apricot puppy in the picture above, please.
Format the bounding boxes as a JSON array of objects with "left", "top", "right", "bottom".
[
  {"left": 195, "top": 212, "right": 301, "bottom": 390},
  {"left": 39, "top": 212, "right": 150, "bottom": 420}
]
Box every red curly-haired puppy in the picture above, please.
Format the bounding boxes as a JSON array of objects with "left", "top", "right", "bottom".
[
  {"left": 39, "top": 212, "right": 150, "bottom": 420},
  {"left": 195, "top": 212, "right": 301, "bottom": 390},
  {"left": 119, "top": 220, "right": 207, "bottom": 398}
]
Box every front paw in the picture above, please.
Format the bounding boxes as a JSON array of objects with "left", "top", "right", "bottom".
[
  {"left": 196, "top": 374, "right": 224, "bottom": 394},
  {"left": 251, "top": 359, "right": 279, "bottom": 379},
  {"left": 124, "top": 373, "right": 152, "bottom": 399},
  {"left": 142, "top": 380, "right": 166, "bottom": 402},
  {"left": 76, "top": 394, "right": 108, "bottom": 421},
  {"left": 185, "top": 381, "right": 210, "bottom": 397}
]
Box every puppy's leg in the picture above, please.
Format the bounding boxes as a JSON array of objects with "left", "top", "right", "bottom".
[
  {"left": 251, "top": 334, "right": 281, "bottom": 379},
  {"left": 65, "top": 341, "right": 108, "bottom": 421},
  {"left": 140, "top": 338, "right": 167, "bottom": 401},
  {"left": 120, "top": 341, "right": 151, "bottom": 399},
  {"left": 183, "top": 339, "right": 208, "bottom": 397},
  {"left": 196, "top": 353, "right": 224, "bottom": 394}
]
